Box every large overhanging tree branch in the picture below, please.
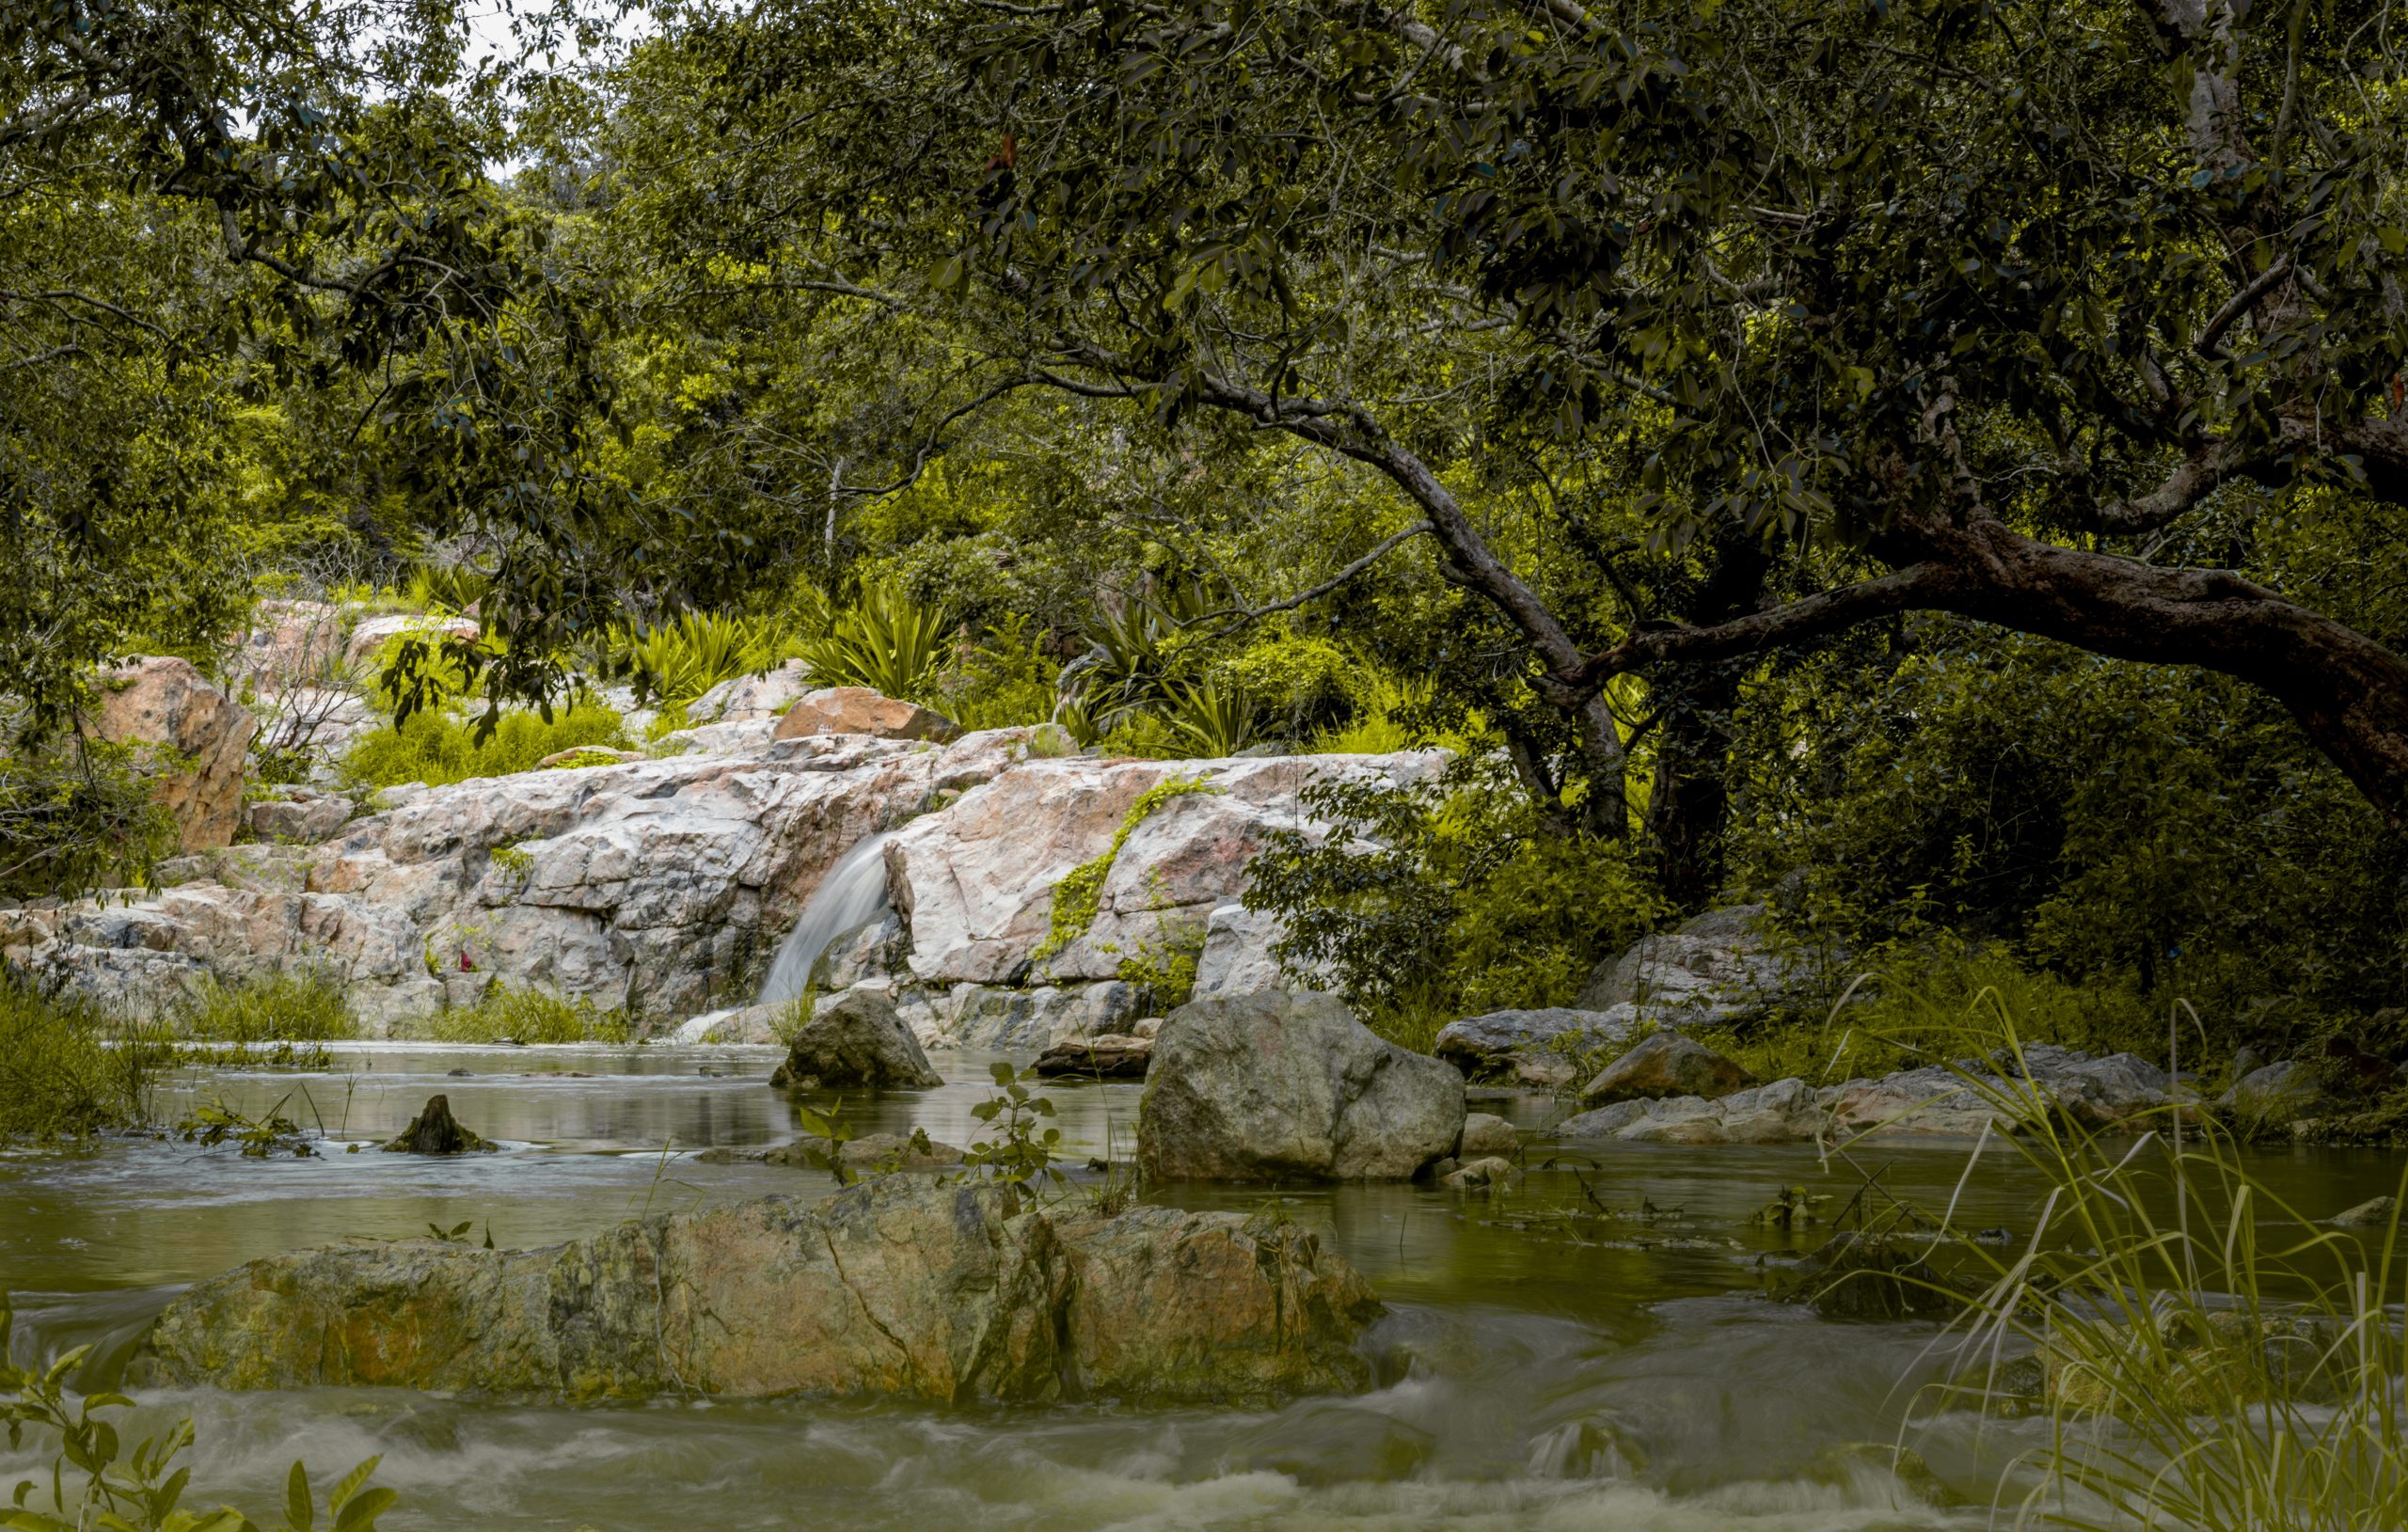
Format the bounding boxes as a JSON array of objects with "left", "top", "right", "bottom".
[{"left": 609, "top": 0, "right": 2408, "bottom": 818}]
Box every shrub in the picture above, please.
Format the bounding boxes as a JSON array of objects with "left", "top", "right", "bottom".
[
  {"left": 1914, "top": 1013, "right": 2408, "bottom": 1531},
  {"left": 174, "top": 969, "right": 359, "bottom": 1044},
  {"left": 615, "top": 609, "right": 790, "bottom": 706},
  {"left": 796, "top": 581, "right": 956, "bottom": 703},
  {"left": 1245, "top": 756, "right": 1665, "bottom": 1047},
  {"left": 409, "top": 984, "right": 631, "bottom": 1043},
  {"left": 0, "top": 980, "right": 154, "bottom": 1142},
  {"left": 340, "top": 702, "right": 626, "bottom": 790},
  {"left": 0, "top": 734, "right": 178, "bottom": 901}
]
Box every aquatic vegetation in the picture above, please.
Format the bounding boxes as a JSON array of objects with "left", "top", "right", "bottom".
[
  {"left": 1, "top": 1296, "right": 393, "bottom": 1532},
  {"left": 956, "top": 1062, "right": 1065, "bottom": 1190},
  {"left": 174, "top": 1097, "right": 315, "bottom": 1158},
  {"left": 172, "top": 969, "right": 357, "bottom": 1044},
  {"left": 1912, "top": 1015, "right": 2408, "bottom": 1530},
  {"left": 339, "top": 702, "right": 627, "bottom": 791},
  {"left": 408, "top": 985, "right": 631, "bottom": 1045},
  {"left": 0, "top": 982, "right": 155, "bottom": 1142}
]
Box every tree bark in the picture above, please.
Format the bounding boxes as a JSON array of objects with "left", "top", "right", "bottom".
[{"left": 1645, "top": 531, "right": 1770, "bottom": 908}]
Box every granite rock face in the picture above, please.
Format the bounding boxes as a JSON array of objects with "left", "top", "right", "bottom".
[
  {"left": 93, "top": 657, "right": 258, "bottom": 852},
  {"left": 1574, "top": 905, "right": 1805, "bottom": 1023},
  {"left": 132, "top": 1177, "right": 1385, "bottom": 1406},
  {"left": 1137, "top": 990, "right": 1465, "bottom": 1180}
]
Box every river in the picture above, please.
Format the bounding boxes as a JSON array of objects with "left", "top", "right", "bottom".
[{"left": 3, "top": 1043, "right": 2400, "bottom": 1530}]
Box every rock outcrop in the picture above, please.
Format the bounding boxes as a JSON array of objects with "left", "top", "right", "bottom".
[
  {"left": 1137, "top": 991, "right": 1465, "bottom": 1180},
  {"left": 1574, "top": 905, "right": 1803, "bottom": 1023},
  {"left": 774, "top": 687, "right": 959, "bottom": 744},
  {"left": 689, "top": 660, "right": 813, "bottom": 725},
  {"left": 93, "top": 657, "right": 257, "bottom": 852},
  {"left": 7, "top": 701, "right": 1439, "bottom": 1040},
  {"left": 768, "top": 988, "right": 943, "bottom": 1090},
  {"left": 1434, "top": 1007, "right": 1632, "bottom": 1088},
  {"left": 1578, "top": 1032, "right": 1754, "bottom": 1105},
  {"left": 132, "top": 1177, "right": 1384, "bottom": 1406},
  {"left": 1558, "top": 1044, "right": 2193, "bottom": 1145}
]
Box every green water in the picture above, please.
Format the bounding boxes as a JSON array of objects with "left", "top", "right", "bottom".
[{"left": 2, "top": 1044, "right": 2400, "bottom": 1530}]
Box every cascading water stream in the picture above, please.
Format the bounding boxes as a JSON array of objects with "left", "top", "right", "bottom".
[{"left": 755, "top": 830, "right": 895, "bottom": 1006}]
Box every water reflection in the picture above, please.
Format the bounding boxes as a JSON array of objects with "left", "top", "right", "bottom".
[{"left": 2, "top": 1042, "right": 2400, "bottom": 1530}]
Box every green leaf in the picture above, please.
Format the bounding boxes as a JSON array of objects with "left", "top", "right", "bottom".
[
  {"left": 325, "top": 1459, "right": 379, "bottom": 1514},
  {"left": 330, "top": 1487, "right": 395, "bottom": 1532},
  {"left": 284, "top": 1461, "right": 313, "bottom": 1532}
]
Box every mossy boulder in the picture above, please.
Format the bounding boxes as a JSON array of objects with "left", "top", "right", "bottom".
[{"left": 131, "top": 1177, "right": 1384, "bottom": 1406}]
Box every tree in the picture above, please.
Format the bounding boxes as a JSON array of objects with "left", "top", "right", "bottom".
[{"left": 594, "top": 0, "right": 2408, "bottom": 824}]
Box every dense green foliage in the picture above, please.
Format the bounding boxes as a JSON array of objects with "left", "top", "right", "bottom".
[
  {"left": 341, "top": 702, "right": 627, "bottom": 790},
  {"left": 409, "top": 984, "right": 631, "bottom": 1044},
  {"left": 5, "top": 0, "right": 2408, "bottom": 1071},
  {"left": 0, "top": 984, "right": 152, "bottom": 1143}
]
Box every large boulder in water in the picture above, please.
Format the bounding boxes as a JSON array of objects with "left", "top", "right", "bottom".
[
  {"left": 1434, "top": 1006, "right": 1633, "bottom": 1088},
  {"left": 130, "top": 1177, "right": 1383, "bottom": 1405},
  {"left": 768, "top": 987, "right": 943, "bottom": 1090},
  {"left": 1138, "top": 990, "right": 1465, "bottom": 1180}
]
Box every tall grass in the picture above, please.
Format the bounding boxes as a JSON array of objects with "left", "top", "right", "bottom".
[
  {"left": 1893, "top": 1009, "right": 2408, "bottom": 1530},
  {"left": 407, "top": 984, "right": 631, "bottom": 1044},
  {"left": 0, "top": 982, "right": 156, "bottom": 1141},
  {"left": 340, "top": 701, "right": 627, "bottom": 790},
  {"left": 174, "top": 969, "right": 358, "bottom": 1043}
]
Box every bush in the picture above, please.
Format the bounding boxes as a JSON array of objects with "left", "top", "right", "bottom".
[
  {"left": 1245, "top": 756, "right": 1666, "bottom": 1048},
  {"left": 0, "top": 734, "right": 178, "bottom": 901},
  {"left": 0, "top": 980, "right": 154, "bottom": 1142},
  {"left": 1731, "top": 624, "right": 2408, "bottom": 1026},
  {"left": 340, "top": 702, "right": 626, "bottom": 790},
  {"left": 614, "top": 609, "right": 790, "bottom": 706},
  {"left": 174, "top": 969, "right": 359, "bottom": 1043},
  {"left": 407, "top": 984, "right": 631, "bottom": 1043},
  {"left": 796, "top": 581, "right": 956, "bottom": 703}
]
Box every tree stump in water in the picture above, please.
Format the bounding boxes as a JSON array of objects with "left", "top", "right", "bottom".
[{"left": 382, "top": 1094, "right": 497, "bottom": 1154}]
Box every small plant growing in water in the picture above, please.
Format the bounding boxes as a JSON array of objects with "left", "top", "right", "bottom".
[
  {"left": 175, "top": 1097, "right": 315, "bottom": 1158},
  {"left": 958, "top": 1063, "right": 1065, "bottom": 1189}
]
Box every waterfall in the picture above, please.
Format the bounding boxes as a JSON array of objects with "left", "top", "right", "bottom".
[{"left": 756, "top": 830, "right": 895, "bottom": 1007}]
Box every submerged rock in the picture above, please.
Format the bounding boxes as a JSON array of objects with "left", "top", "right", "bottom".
[
  {"left": 381, "top": 1095, "right": 496, "bottom": 1154},
  {"left": 1034, "top": 1033, "right": 1153, "bottom": 1079},
  {"left": 131, "top": 1177, "right": 1384, "bottom": 1405},
  {"left": 1578, "top": 1032, "right": 1754, "bottom": 1106},
  {"left": 2327, "top": 1194, "right": 2399, "bottom": 1229},
  {"left": 1138, "top": 990, "right": 1465, "bottom": 1181},
  {"left": 768, "top": 988, "right": 942, "bottom": 1091}
]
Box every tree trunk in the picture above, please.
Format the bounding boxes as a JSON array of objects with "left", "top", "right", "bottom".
[{"left": 1645, "top": 535, "right": 1770, "bottom": 908}]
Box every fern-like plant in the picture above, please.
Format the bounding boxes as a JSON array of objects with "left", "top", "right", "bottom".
[
  {"left": 616, "top": 610, "right": 790, "bottom": 706},
  {"left": 1160, "top": 678, "right": 1260, "bottom": 758}
]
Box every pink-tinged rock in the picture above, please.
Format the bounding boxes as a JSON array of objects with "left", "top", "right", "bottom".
[
  {"left": 93, "top": 656, "right": 257, "bottom": 851},
  {"left": 773, "top": 687, "right": 960, "bottom": 743}
]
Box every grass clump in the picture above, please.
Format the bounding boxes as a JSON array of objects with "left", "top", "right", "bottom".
[
  {"left": 1879, "top": 1010, "right": 2408, "bottom": 1528},
  {"left": 411, "top": 984, "right": 631, "bottom": 1044},
  {"left": 0, "top": 981, "right": 155, "bottom": 1142},
  {"left": 173, "top": 969, "right": 358, "bottom": 1044},
  {"left": 341, "top": 701, "right": 626, "bottom": 790}
]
